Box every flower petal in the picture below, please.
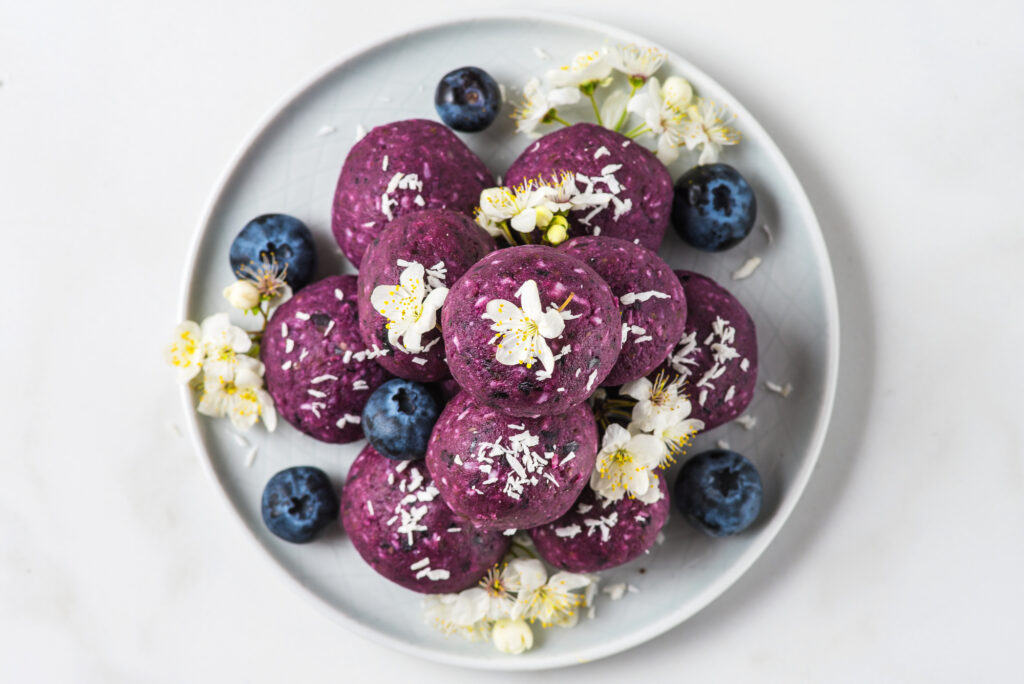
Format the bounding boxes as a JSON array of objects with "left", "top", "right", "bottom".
[
  {"left": 516, "top": 280, "right": 543, "bottom": 319},
  {"left": 399, "top": 262, "right": 426, "bottom": 294},
  {"left": 484, "top": 298, "right": 519, "bottom": 324},
  {"left": 535, "top": 308, "right": 565, "bottom": 339},
  {"left": 619, "top": 377, "right": 652, "bottom": 402}
]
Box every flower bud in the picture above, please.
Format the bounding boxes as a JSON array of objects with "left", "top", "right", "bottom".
[
  {"left": 491, "top": 618, "right": 533, "bottom": 655},
  {"left": 661, "top": 76, "right": 693, "bottom": 109},
  {"left": 533, "top": 205, "right": 554, "bottom": 228},
  {"left": 223, "top": 279, "right": 261, "bottom": 310}
]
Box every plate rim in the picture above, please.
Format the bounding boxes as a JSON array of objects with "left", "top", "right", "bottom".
[{"left": 178, "top": 9, "right": 840, "bottom": 671}]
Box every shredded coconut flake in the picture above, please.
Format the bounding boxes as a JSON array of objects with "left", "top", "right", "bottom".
[
  {"left": 244, "top": 446, "right": 258, "bottom": 467},
  {"left": 316, "top": 124, "right": 336, "bottom": 137},
  {"left": 620, "top": 290, "right": 670, "bottom": 306},
  {"left": 354, "top": 124, "right": 366, "bottom": 141},
  {"left": 732, "top": 256, "right": 763, "bottom": 280},
  {"left": 736, "top": 414, "right": 757, "bottom": 430},
  {"left": 533, "top": 46, "right": 550, "bottom": 60},
  {"left": 761, "top": 223, "right": 774, "bottom": 244},
  {"left": 411, "top": 357, "right": 428, "bottom": 366},
  {"left": 594, "top": 145, "right": 610, "bottom": 159},
  {"left": 717, "top": 439, "right": 730, "bottom": 450},
  {"left": 555, "top": 524, "right": 582, "bottom": 539},
  {"left": 603, "top": 583, "right": 627, "bottom": 600},
  {"left": 765, "top": 381, "right": 794, "bottom": 397}
]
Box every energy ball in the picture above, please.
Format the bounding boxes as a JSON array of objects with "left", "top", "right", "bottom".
[
  {"left": 654, "top": 270, "right": 758, "bottom": 430},
  {"left": 425, "top": 392, "right": 598, "bottom": 531},
  {"left": 331, "top": 119, "right": 494, "bottom": 267},
  {"left": 357, "top": 209, "right": 494, "bottom": 382},
  {"left": 340, "top": 444, "right": 510, "bottom": 594},
  {"left": 529, "top": 479, "right": 670, "bottom": 573},
  {"left": 504, "top": 123, "right": 672, "bottom": 251},
  {"left": 262, "top": 275, "right": 391, "bottom": 443},
  {"left": 441, "top": 245, "right": 622, "bottom": 417},
  {"left": 560, "top": 235, "right": 686, "bottom": 386}
]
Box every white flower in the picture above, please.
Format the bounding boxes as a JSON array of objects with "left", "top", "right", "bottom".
[
  {"left": 491, "top": 618, "right": 534, "bottom": 655},
  {"left": 370, "top": 262, "right": 448, "bottom": 354},
  {"left": 165, "top": 320, "right": 204, "bottom": 383},
  {"left": 199, "top": 312, "right": 253, "bottom": 378},
  {"left": 645, "top": 416, "right": 704, "bottom": 467},
  {"left": 512, "top": 78, "right": 580, "bottom": 137},
  {"left": 547, "top": 48, "right": 613, "bottom": 89},
  {"left": 235, "top": 255, "right": 292, "bottom": 308},
  {"left": 511, "top": 559, "right": 591, "bottom": 627},
  {"left": 620, "top": 372, "right": 691, "bottom": 432},
  {"left": 590, "top": 423, "right": 666, "bottom": 504},
  {"left": 477, "top": 562, "right": 520, "bottom": 620},
  {"left": 198, "top": 355, "right": 277, "bottom": 432},
  {"left": 608, "top": 44, "right": 667, "bottom": 83},
  {"left": 422, "top": 591, "right": 491, "bottom": 641},
  {"left": 222, "top": 279, "right": 261, "bottom": 310},
  {"left": 482, "top": 280, "right": 566, "bottom": 374},
  {"left": 661, "top": 76, "right": 694, "bottom": 109},
  {"left": 627, "top": 76, "right": 688, "bottom": 164},
  {"left": 681, "top": 97, "right": 741, "bottom": 165},
  {"left": 476, "top": 182, "right": 554, "bottom": 236}
]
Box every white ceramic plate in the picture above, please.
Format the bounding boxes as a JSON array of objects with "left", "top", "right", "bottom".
[{"left": 180, "top": 12, "right": 839, "bottom": 670}]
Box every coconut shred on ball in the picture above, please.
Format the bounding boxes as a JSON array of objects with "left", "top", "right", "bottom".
[
  {"left": 262, "top": 275, "right": 392, "bottom": 443},
  {"left": 331, "top": 119, "right": 494, "bottom": 267},
  {"left": 652, "top": 270, "right": 758, "bottom": 430},
  {"left": 425, "top": 392, "right": 598, "bottom": 531},
  {"left": 441, "top": 245, "right": 622, "bottom": 417},
  {"left": 340, "top": 445, "right": 509, "bottom": 594},
  {"left": 357, "top": 209, "right": 495, "bottom": 382},
  {"left": 504, "top": 123, "right": 672, "bottom": 251},
  {"left": 529, "top": 478, "right": 670, "bottom": 573},
  {"left": 560, "top": 235, "right": 687, "bottom": 386}
]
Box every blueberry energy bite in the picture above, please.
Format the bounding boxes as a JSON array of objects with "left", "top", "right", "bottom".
[
  {"left": 441, "top": 245, "right": 622, "bottom": 417},
  {"left": 425, "top": 391, "right": 598, "bottom": 531},
  {"left": 560, "top": 235, "right": 687, "bottom": 387},
  {"left": 340, "top": 444, "right": 509, "bottom": 594},
  {"left": 504, "top": 123, "right": 672, "bottom": 251},
  {"left": 262, "top": 275, "right": 391, "bottom": 443},
  {"left": 357, "top": 209, "right": 494, "bottom": 382},
  {"left": 655, "top": 270, "right": 757, "bottom": 430},
  {"left": 331, "top": 119, "right": 494, "bottom": 267},
  {"left": 529, "top": 477, "right": 670, "bottom": 573}
]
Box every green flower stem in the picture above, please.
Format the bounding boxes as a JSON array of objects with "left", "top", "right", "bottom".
[
  {"left": 509, "top": 541, "right": 538, "bottom": 560},
  {"left": 613, "top": 82, "right": 640, "bottom": 132},
  {"left": 586, "top": 91, "right": 603, "bottom": 126},
  {"left": 499, "top": 221, "right": 518, "bottom": 247},
  {"left": 624, "top": 123, "right": 650, "bottom": 138},
  {"left": 548, "top": 112, "right": 572, "bottom": 127}
]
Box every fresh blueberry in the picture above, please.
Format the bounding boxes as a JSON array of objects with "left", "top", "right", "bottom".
[
  {"left": 261, "top": 466, "right": 338, "bottom": 543},
  {"left": 362, "top": 379, "right": 440, "bottom": 460},
  {"left": 229, "top": 213, "right": 317, "bottom": 290},
  {"left": 671, "top": 163, "right": 757, "bottom": 252},
  {"left": 434, "top": 66, "right": 501, "bottom": 133},
  {"left": 675, "top": 449, "right": 762, "bottom": 537}
]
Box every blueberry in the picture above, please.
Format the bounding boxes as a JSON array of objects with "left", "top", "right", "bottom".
[
  {"left": 261, "top": 466, "right": 338, "bottom": 543},
  {"left": 434, "top": 66, "right": 501, "bottom": 133},
  {"left": 229, "top": 214, "right": 317, "bottom": 290},
  {"left": 362, "top": 379, "right": 440, "bottom": 460},
  {"left": 675, "top": 449, "right": 762, "bottom": 537},
  {"left": 671, "top": 163, "right": 757, "bottom": 252}
]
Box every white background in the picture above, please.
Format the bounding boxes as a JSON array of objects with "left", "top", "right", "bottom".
[{"left": 2, "top": 0, "right": 1022, "bottom": 681}]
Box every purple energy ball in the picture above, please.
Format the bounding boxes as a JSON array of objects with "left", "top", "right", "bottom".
[
  {"left": 357, "top": 209, "right": 495, "bottom": 382},
  {"left": 560, "top": 235, "right": 687, "bottom": 386},
  {"left": 262, "top": 275, "right": 392, "bottom": 443},
  {"left": 653, "top": 270, "right": 758, "bottom": 430},
  {"left": 504, "top": 123, "right": 672, "bottom": 251},
  {"left": 441, "top": 245, "right": 622, "bottom": 417},
  {"left": 425, "top": 392, "right": 598, "bottom": 531},
  {"left": 331, "top": 119, "right": 494, "bottom": 267},
  {"left": 529, "top": 479, "right": 670, "bottom": 573},
  {"left": 433, "top": 377, "right": 462, "bottom": 404},
  {"left": 340, "top": 444, "right": 510, "bottom": 594}
]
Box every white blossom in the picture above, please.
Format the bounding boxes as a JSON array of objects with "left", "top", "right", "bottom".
[
  {"left": 510, "top": 559, "right": 591, "bottom": 627},
  {"left": 370, "top": 262, "right": 447, "bottom": 354},
  {"left": 680, "top": 97, "right": 741, "bottom": 165},
  {"left": 607, "top": 44, "right": 667, "bottom": 82},
  {"left": 626, "top": 76, "right": 688, "bottom": 164},
  {"left": 482, "top": 280, "right": 566, "bottom": 374},
  {"left": 197, "top": 355, "right": 276, "bottom": 432},
  {"left": 491, "top": 618, "right": 534, "bottom": 654},
  {"left": 222, "top": 279, "right": 261, "bottom": 310},
  {"left": 199, "top": 312, "right": 253, "bottom": 379},
  {"left": 511, "top": 78, "right": 580, "bottom": 137},
  {"left": 164, "top": 320, "right": 204, "bottom": 383},
  {"left": 422, "top": 591, "right": 491, "bottom": 641},
  {"left": 547, "top": 48, "right": 613, "bottom": 89},
  {"left": 590, "top": 423, "right": 665, "bottom": 504}
]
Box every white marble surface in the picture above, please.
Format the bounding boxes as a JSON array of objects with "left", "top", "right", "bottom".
[{"left": 1, "top": 0, "right": 1021, "bottom": 681}]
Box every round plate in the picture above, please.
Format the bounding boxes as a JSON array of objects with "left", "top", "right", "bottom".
[{"left": 180, "top": 11, "right": 839, "bottom": 670}]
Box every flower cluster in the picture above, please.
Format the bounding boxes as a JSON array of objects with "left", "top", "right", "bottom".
[
  {"left": 474, "top": 171, "right": 611, "bottom": 246},
  {"left": 511, "top": 44, "right": 740, "bottom": 165},
  {"left": 165, "top": 255, "right": 290, "bottom": 433},
  {"left": 370, "top": 260, "right": 448, "bottom": 354},
  {"left": 590, "top": 370, "right": 704, "bottom": 503},
  {"left": 164, "top": 313, "right": 277, "bottom": 432},
  {"left": 423, "top": 556, "right": 594, "bottom": 654}
]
